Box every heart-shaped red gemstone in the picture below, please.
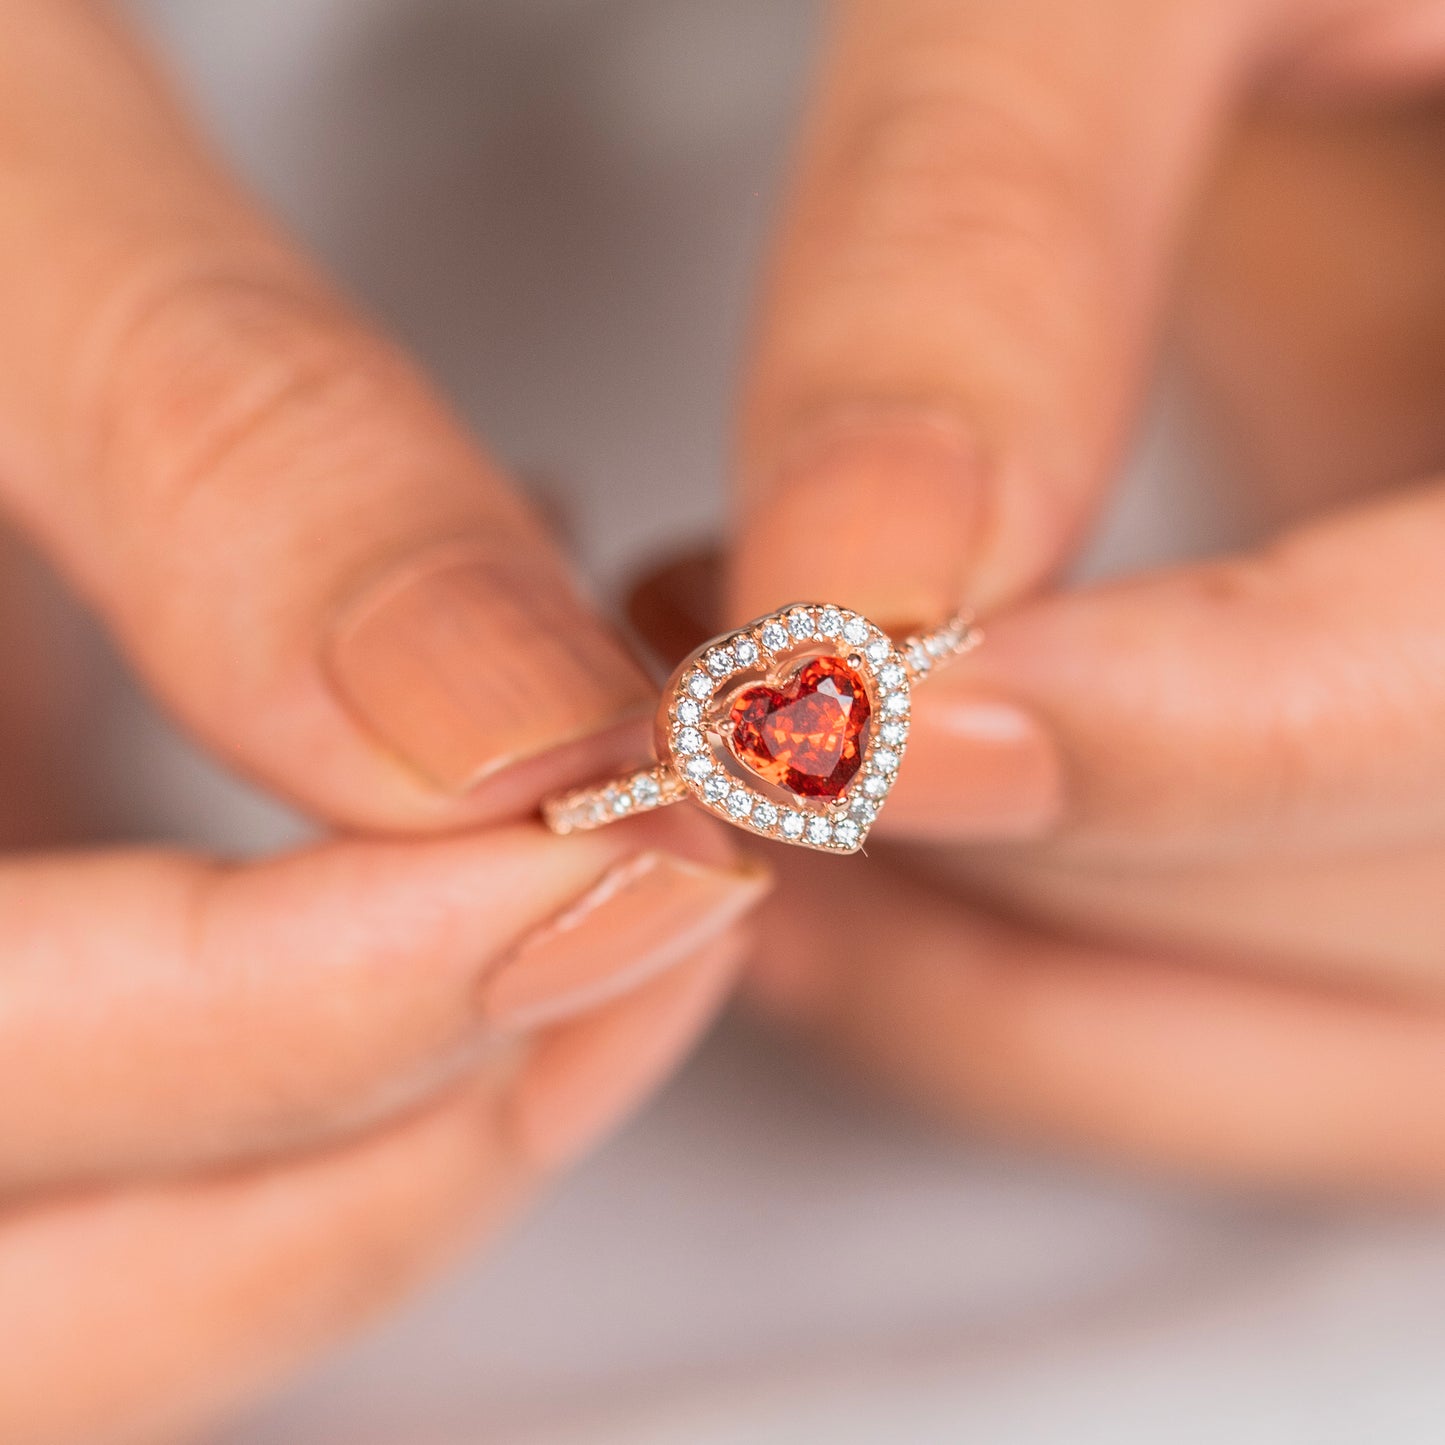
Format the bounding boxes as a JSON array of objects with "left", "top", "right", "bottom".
[{"left": 727, "top": 656, "right": 871, "bottom": 799}]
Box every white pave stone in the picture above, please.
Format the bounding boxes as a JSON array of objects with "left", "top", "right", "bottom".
[
  {"left": 704, "top": 775, "right": 730, "bottom": 803},
  {"left": 726, "top": 789, "right": 754, "bottom": 818},
  {"left": 632, "top": 775, "right": 661, "bottom": 807},
  {"left": 806, "top": 815, "right": 832, "bottom": 846},
  {"left": 880, "top": 720, "right": 908, "bottom": 746},
  {"left": 842, "top": 617, "right": 869, "bottom": 647},
  {"left": 788, "top": 609, "right": 814, "bottom": 640},
  {"left": 862, "top": 774, "right": 889, "bottom": 798},
  {"left": 866, "top": 638, "right": 890, "bottom": 665},
  {"left": 675, "top": 697, "right": 703, "bottom": 726},
  {"left": 674, "top": 726, "right": 704, "bottom": 754},
  {"left": 779, "top": 811, "right": 806, "bottom": 841},
  {"left": 878, "top": 663, "right": 906, "bottom": 691},
  {"left": 686, "top": 670, "right": 711, "bottom": 700},
  {"left": 883, "top": 693, "right": 910, "bottom": 717},
  {"left": 760, "top": 621, "right": 789, "bottom": 652},
  {"left": 818, "top": 606, "right": 844, "bottom": 638},
  {"left": 706, "top": 647, "right": 735, "bottom": 678},
  {"left": 833, "top": 818, "right": 861, "bottom": 848},
  {"left": 684, "top": 755, "right": 713, "bottom": 780},
  {"left": 733, "top": 637, "right": 759, "bottom": 668},
  {"left": 751, "top": 801, "right": 779, "bottom": 831},
  {"left": 871, "top": 747, "right": 899, "bottom": 773},
  {"left": 849, "top": 797, "right": 877, "bottom": 823},
  {"left": 609, "top": 790, "right": 633, "bottom": 816}
]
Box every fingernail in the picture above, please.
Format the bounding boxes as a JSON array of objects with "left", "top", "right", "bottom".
[
  {"left": 325, "top": 540, "right": 655, "bottom": 795},
  {"left": 480, "top": 851, "right": 770, "bottom": 1032},
  {"left": 511, "top": 933, "right": 741, "bottom": 1171},
  {"left": 734, "top": 407, "right": 985, "bottom": 628},
  {"left": 886, "top": 692, "right": 1065, "bottom": 839}
]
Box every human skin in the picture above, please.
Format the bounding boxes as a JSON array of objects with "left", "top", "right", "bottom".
[
  {"left": 729, "top": 0, "right": 1445, "bottom": 1193},
  {"left": 10, "top": 0, "right": 1445, "bottom": 1439},
  {"left": 0, "top": 3, "right": 774, "bottom": 1441}
]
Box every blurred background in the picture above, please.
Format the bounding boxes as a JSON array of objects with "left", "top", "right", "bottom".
[{"left": 28, "top": 0, "right": 1441, "bottom": 1439}]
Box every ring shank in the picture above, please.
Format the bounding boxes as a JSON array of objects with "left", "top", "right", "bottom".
[{"left": 542, "top": 763, "right": 686, "bottom": 834}]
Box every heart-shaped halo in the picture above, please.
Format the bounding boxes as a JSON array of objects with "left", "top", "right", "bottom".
[{"left": 657, "top": 604, "right": 912, "bottom": 854}]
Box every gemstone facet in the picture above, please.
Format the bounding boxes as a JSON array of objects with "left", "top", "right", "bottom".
[{"left": 727, "top": 656, "right": 871, "bottom": 799}]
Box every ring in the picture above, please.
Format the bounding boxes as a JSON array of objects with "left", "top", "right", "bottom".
[{"left": 542, "top": 603, "right": 978, "bottom": 854}]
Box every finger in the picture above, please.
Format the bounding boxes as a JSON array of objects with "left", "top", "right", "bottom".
[
  {"left": 0, "top": 525, "right": 95, "bottom": 847},
  {"left": 0, "top": 0, "right": 653, "bottom": 832},
  {"left": 883, "top": 481, "right": 1445, "bottom": 857},
  {"left": 732, "top": 0, "right": 1256, "bottom": 628},
  {"left": 1177, "top": 103, "right": 1445, "bottom": 525},
  {"left": 625, "top": 547, "right": 722, "bottom": 670},
  {"left": 747, "top": 855, "right": 1445, "bottom": 1195},
  {"left": 0, "top": 816, "right": 765, "bottom": 1192},
  {"left": 1, "top": 940, "right": 737, "bottom": 1445}
]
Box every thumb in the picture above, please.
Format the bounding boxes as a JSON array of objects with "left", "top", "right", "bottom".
[{"left": 731, "top": 0, "right": 1248, "bottom": 626}]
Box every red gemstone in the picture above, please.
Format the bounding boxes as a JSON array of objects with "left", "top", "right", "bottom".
[{"left": 728, "top": 656, "right": 871, "bottom": 799}]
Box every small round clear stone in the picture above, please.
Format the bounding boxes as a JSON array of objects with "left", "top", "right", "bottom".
[
  {"left": 726, "top": 789, "right": 754, "bottom": 818},
  {"left": 878, "top": 663, "right": 906, "bottom": 691},
  {"left": 706, "top": 647, "right": 735, "bottom": 678},
  {"left": 849, "top": 797, "right": 877, "bottom": 823},
  {"left": 686, "top": 671, "right": 711, "bottom": 700},
  {"left": 842, "top": 617, "right": 869, "bottom": 646},
  {"left": 675, "top": 697, "right": 703, "bottom": 726},
  {"left": 833, "top": 818, "right": 861, "bottom": 848},
  {"left": 880, "top": 720, "right": 908, "bottom": 746},
  {"left": 703, "top": 774, "right": 730, "bottom": 803},
  {"left": 806, "top": 815, "right": 832, "bottom": 845},
  {"left": 906, "top": 644, "right": 932, "bottom": 674},
  {"left": 779, "top": 811, "right": 806, "bottom": 840},
  {"left": 788, "top": 609, "right": 814, "bottom": 640},
  {"left": 675, "top": 726, "right": 704, "bottom": 754},
  {"left": 751, "top": 801, "right": 779, "bottom": 831},
  {"left": 862, "top": 774, "right": 889, "bottom": 798},
  {"left": 760, "top": 621, "right": 789, "bottom": 652},
  {"left": 817, "top": 607, "right": 844, "bottom": 637},
  {"left": 632, "top": 775, "right": 661, "bottom": 807},
  {"left": 866, "top": 638, "right": 890, "bottom": 664},
  {"left": 871, "top": 747, "right": 899, "bottom": 774},
  {"left": 684, "top": 755, "right": 713, "bottom": 780},
  {"left": 733, "top": 637, "right": 759, "bottom": 667},
  {"left": 608, "top": 790, "right": 633, "bottom": 816},
  {"left": 884, "top": 693, "right": 910, "bottom": 717}
]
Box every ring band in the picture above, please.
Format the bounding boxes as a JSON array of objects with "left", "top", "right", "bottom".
[{"left": 542, "top": 604, "right": 978, "bottom": 855}]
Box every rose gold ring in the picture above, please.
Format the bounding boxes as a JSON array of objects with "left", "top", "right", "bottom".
[{"left": 541, "top": 603, "right": 978, "bottom": 855}]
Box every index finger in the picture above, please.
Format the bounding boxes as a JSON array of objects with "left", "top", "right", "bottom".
[{"left": 0, "top": 0, "right": 651, "bottom": 830}]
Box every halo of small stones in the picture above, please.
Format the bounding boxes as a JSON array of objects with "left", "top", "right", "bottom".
[{"left": 664, "top": 604, "right": 911, "bottom": 854}]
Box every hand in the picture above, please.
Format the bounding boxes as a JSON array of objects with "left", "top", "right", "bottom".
[
  {"left": 726, "top": 0, "right": 1445, "bottom": 1193},
  {"left": 0, "top": 5, "right": 765, "bottom": 1441}
]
